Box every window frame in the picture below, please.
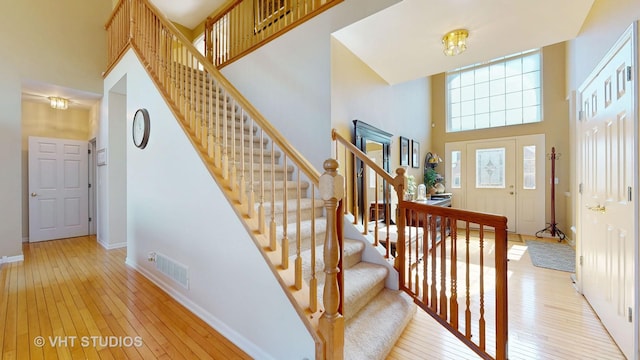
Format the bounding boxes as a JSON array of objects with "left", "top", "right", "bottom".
[{"left": 445, "top": 49, "right": 543, "bottom": 133}]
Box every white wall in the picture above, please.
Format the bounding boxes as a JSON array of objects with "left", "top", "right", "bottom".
[
  {"left": 221, "top": 0, "right": 402, "bottom": 171},
  {"left": 0, "top": 0, "right": 111, "bottom": 259},
  {"left": 102, "top": 50, "right": 315, "bottom": 359},
  {"left": 567, "top": 0, "right": 640, "bottom": 91},
  {"left": 330, "top": 38, "right": 431, "bottom": 181},
  {"left": 0, "top": 66, "right": 23, "bottom": 260}
]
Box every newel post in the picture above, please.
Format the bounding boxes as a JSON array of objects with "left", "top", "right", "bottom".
[
  {"left": 393, "top": 167, "right": 407, "bottom": 278},
  {"left": 318, "top": 159, "right": 345, "bottom": 360}
]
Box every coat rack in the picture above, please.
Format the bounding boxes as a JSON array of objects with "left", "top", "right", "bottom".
[{"left": 536, "top": 147, "right": 566, "bottom": 241}]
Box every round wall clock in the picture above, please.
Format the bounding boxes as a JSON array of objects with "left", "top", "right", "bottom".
[{"left": 132, "top": 108, "right": 150, "bottom": 149}]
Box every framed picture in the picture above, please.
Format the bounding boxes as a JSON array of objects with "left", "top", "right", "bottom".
[
  {"left": 411, "top": 140, "right": 420, "bottom": 168},
  {"left": 399, "top": 136, "right": 410, "bottom": 166}
]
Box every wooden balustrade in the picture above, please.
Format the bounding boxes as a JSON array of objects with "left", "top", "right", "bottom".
[
  {"left": 105, "top": 1, "right": 344, "bottom": 358},
  {"left": 397, "top": 202, "right": 508, "bottom": 360},
  {"left": 332, "top": 129, "right": 509, "bottom": 360},
  {"left": 104, "top": 0, "right": 131, "bottom": 72},
  {"left": 205, "top": 0, "right": 343, "bottom": 68}
]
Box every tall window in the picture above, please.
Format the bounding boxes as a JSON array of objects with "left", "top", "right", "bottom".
[
  {"left": 446, "top": 49, "right": 542, "bottom": 132},
  {"left": 523, "top": 145, "right": 536, "bottom": 189},
  {"left": 450, "top": 150, "right": 461, "bottom": 188}
]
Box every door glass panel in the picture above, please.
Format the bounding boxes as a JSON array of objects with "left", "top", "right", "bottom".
[
  {"left": 476, "top": 148, "right": 505, "bottom": 188},
  {"left": 523, "top": 145, "right": 536, "bottom": 189},
  {"left": 451, "top": 150, "right": 461, "bottom": 188}
]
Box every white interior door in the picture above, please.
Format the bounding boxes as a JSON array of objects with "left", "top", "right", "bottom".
[
  {"left": 28, "top": 136, "right": 89, "bottom": 242},
  {"left": 578, "top": 26, "right": 636, "bottom": 359},
  {"left": 466, "top": 140, "right": 517, "bottom": 231}
]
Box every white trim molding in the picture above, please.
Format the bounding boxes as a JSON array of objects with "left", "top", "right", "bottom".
[
  {"left": 1, "top": 254, "right": 25, "bottom": 264},
  {"left": 125, "top": 258, "right": 274, "bottom": 360},
  {"left": 97, "top": 239, "right": 127, "bottom": 250}
]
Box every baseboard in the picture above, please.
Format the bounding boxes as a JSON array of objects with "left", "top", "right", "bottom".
[
  {"left": 1, "top": 254, "right": 24, "bottom": 264},
  {"left": 125, "top": 259, "right": 273, "bottom": 360},
  {"left": 97, "top": 239, "right": 127, "bottom": 250}
]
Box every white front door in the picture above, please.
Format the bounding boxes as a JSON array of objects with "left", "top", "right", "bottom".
[
  {"left": 445, "top": 135, "right": 545, "bottom": 235},
  {"left": 578, "top": 26, "right": 636, "bottom": 359},
  {"left": 28, "top": 136, "right": 89, "bottom": 242},
  {"left": 466, "top": 140, "right": 517, "bottom": 231}
]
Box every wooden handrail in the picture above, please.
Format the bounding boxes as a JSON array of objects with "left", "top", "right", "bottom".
[
  {"left": 205, "top": 0, "right": 243, "bottom": 27},
  {"left": 105, "top": 1, "right": 340, "bottom": 357},
  {"left": 105, "top": 0, "right": 127, "bottom": 29},
  {"left": 331, "top": 129, "right": 397, "bottom": 186},
  {"left": 398, "top": 201, "right": 509, "bottom": 360},
  {"left": 332, "top": 126, "right": 509, "bottom": 360},
  {"left": 204, "top": 0, "right": 343, "bottom": 68},
  {"left": 138, "top": 0, "right": 321, "bottom": 185}
]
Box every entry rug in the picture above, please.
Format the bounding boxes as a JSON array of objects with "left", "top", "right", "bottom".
[{"left": 525, "top": 240, "right": 576, "bottom": 272}]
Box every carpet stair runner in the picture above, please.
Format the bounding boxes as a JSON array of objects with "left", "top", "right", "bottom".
[{"left": 300, "top": 240, "right": 416, "bottom": 359}]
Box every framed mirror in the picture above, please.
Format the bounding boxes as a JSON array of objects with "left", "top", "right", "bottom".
[{"left": 353, "top": 120, "right": 392, "bottom": 225}]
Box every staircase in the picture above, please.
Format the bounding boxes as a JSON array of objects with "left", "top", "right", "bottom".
[
  {"left": 106, "top": 1, "right": 509, "bottom": 359},
  {"left": 105, "top": 0, "right": 416, "bottom": 358},
  {"left": 231, "top": 95, "right": 417, "bottom": 358},
  {"left": 304, "top": 239, "right": 415, "bottom": 359}
]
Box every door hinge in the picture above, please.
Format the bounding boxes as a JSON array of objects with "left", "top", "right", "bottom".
[
  {"left": 88, "top": 183, "right": 92, "bottom": 188},
  {"left": 579, "top": 255, "right": 583, "bottom": 266},
  {"left": 629, "top": 187, "right": 633, "bottom": 202},
  {"left": 88, "top": 149, "right": 91, "bottom": 154},
  {"left": 627, "top": 66, "right": 632, "bottom": 81},
  {"left": 579, "top": 183, "right": 583, "bottom": 194},
  {"left": 578, "top": 110, "right": 584, "bottom": 121},
  {"left": 628, "top": 307, "right": 633, "bottom": 322},
  {"left": 89, "top": 217, "right": 92, "bottom": 222}
]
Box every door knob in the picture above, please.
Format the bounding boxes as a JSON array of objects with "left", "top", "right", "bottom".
[
  {"left": 31, "top": 192, "right": 38, "bottom": 197},
  {"left": 509, "top": 191, "right": 514, "bottom": 195}
]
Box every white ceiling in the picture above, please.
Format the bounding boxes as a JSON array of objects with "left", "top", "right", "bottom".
[
  {"left": 22, "top": 0, "right": 595, "bottom": 106},
  {"left": 150, "top": 0, "right": 226, "bottom": 29},
  {"left": 332, "top": 0, "right": 595, "bottom": 84},
  {"left": 22, "top": 79, "right": 102, "bottom": 109},
  {"left": 151, "top": 0, "right": 595, "bottom": 84}
]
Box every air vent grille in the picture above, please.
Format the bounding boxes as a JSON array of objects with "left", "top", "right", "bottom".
[{"left": 155, "top": 253, "right": 189, "bottom": 289}]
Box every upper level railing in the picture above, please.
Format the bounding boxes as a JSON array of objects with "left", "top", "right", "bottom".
[
  {"left": 331, "top": 129, "right": 509, "bottom": 360},
  {"left": 105, "top": 0, "right": 345, "bottom": 358},
  {"left": 204, "top": 0, "right": 343, "bottom": 68}
]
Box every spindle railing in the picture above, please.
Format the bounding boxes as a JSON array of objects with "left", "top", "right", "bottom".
[
  {"left": 204, "top": 0, "right": 343, "bottom": 68},
  {"left": 332, "top": 129, "right": 509, "bottom": 360},
  {"left": 105, "top": 0, "right": 344, "bottom": 358}
]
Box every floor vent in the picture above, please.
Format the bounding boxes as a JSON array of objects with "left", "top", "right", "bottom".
[{"left": 154, "top": 252, "right": 189, "bottom": 289}]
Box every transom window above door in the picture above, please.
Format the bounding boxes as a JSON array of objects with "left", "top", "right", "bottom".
[{"left": 446, "top": 49, "right": 542, "bottom": 132}]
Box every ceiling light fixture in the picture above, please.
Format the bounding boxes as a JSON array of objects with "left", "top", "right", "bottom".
[
  {"left": 442, "top": 29, "right": 469, "bottom": 56},
  {"left": 48, "top": 96, "right": 69, "bottom": 110}
]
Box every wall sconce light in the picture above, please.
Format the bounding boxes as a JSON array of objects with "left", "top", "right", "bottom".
[
  {"left": 48, "top": 96, "right": 69, "bottom": 110},
  {"left": 442, "top": 29, "right": 469, "bottom": 56}
]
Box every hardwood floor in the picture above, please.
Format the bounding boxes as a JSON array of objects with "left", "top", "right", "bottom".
[
  {"left": 388, "top": 235, "right": 625, "bottom": 360},
  {"left": 0, "top": 236, "right": 251, "bottom": 360},
  {"left": 0, "top": 235, "right": 625, "bottom": 359}
]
